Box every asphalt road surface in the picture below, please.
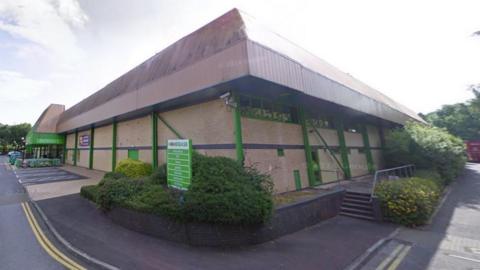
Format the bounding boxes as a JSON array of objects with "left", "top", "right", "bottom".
[
  {"left": 0, "top": 155, "right": 64, "bottom": 269},
  {"left": 359, "top": 163, "right": 480, "bottom": 270}
]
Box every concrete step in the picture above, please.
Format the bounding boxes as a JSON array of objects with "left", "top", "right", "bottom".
[
  {"left": 341, "top": 202, "right": 373, "bottom": 211},
  {"left": 340, "top": 212, "right": 374, "bottom": 221},
  {"left": 343, "top": 198, "right": 371, "bottom": 205},
  {"left": 344, "top": 193, "right": 371, "bottom": 201},
  {"left": 345, "top": 191, "right": 371, "bottom": 197},
  {"left": 340, "top": 206, "right": 373, "bottom": 216}
]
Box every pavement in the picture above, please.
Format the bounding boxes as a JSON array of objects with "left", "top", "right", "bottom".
[
  {"left": 37, "top": 193, "right": 397, "bottom": 270},
  {"left": 22, "top": 165, "right": 105, "bottom": 201},
  {"left": 356, "top": 163, "right": 480, "bottom": 270}
]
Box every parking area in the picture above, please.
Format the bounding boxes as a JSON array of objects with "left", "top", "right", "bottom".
[{"left": 14, "top": 167, "right": 85, "bottom": 185}]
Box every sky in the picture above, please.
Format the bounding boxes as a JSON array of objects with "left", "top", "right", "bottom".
[{"left": 0, "top": 0, "right": 479, "bottom": 125}]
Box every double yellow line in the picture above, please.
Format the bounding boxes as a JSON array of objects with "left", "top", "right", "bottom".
[
  {"left": 375, "top": 242, "right": 412, "bottom": 270},
  {"left": 21, "top": 202, "right": 85, "bottom": 270}
]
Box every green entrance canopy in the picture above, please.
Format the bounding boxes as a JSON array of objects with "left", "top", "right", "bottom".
[{"left": 26, "top": 131, "right": 64, "bottom": 145}]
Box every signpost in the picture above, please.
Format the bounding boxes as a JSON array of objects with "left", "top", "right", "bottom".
[{"left": 167, "top": 139, "right": 192, "bottom": 190}]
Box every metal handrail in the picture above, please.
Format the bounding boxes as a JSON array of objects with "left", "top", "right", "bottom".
[{"left": 370, "top": 164, "right": 415, "bottom": 201}]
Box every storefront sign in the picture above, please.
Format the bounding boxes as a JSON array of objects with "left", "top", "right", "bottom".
[
  {"left": 167, "top": 139, "right": 192, "bottom": 190},
  {"left": 79, "top": 135, "right": 90, "bottom": 147}
]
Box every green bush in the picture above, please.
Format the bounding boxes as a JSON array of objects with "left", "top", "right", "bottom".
[
  {"left": 103, "top": 171, "right": 127, "bottom": 180},
  {"left": 385, "top": 122, "right": 466, "bottom": 183},
  {"left": 125, "top": 185, "right": 185, "bottom": 221},
  {"left": 80, "top": 185, "right": 100, "bottom": 203},
  {"left": 375, "top": 177, "right": 441, "bottom": 226},
  {"left": 147, "top": 164, "right": 167, "bottom": 185},
  {"left": 97, "top": 177, "right": 145, "bottom": 210},
  {"left": 83, "top": 153, "right": 273, "bottom": 226},
  {"left": 183, "top": 153, "right": 273, "bottom": 225},
  {"left": 415, "top": 169, "right": 445, "bottom": 188},
  {"left": 115, "top": 159, "right": 152, "bottom": 179}
]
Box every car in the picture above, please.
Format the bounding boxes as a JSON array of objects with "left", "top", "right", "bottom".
[{"left": 7, "top": 151, "right": 22, "bottom": 158}]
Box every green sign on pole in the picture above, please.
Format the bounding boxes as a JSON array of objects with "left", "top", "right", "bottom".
[{"left": 167, "top": 139, "right": 192, "bottom": 190}]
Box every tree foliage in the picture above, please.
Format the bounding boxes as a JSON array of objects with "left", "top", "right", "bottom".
[
  {"left": 384, "top": 122, "right": 466, "bottom": 183},
  {"left": 0, "top": 123, "right": 31, "bottom": 152},
  {"left": 424, "top": 86, "right": 480, "bottom": 140}
]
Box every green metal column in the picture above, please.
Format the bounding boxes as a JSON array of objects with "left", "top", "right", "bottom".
[
  {"left": 62, "top": 134, "right": 67, "bottom": 164},
  {"left": 89, "top": 127, "right": 95, "bottom": 169},
  {"left": 335, "top": 120, "right": 351, "bottom": 179},
  {"left": 360, "top": 125, "right": 375, "bottom": 174},
  {"left": 232, "top": 95, "right": 244, "bottom": 165},
  {"left": 112, "top": 120, "right": 117, "bottom": 171},
  {"left": 151, "top": 111, "right": 158, "bottom": 169},
  {"left": 298, "top": 107, "right": 316, "bottom": 186},
  {"left": 73, "top": 130, "right": 78, "bottom": 166}
]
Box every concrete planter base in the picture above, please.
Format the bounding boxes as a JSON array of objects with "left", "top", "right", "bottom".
[{"left": 105, "top": 188, "right": 345, "bottom": 247}]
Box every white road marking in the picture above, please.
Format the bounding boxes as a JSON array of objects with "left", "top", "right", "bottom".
[{"left": 446, "top": 253, "right": 480, "bottom": 263}]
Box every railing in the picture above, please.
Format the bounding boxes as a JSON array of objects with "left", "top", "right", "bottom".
[{"left": 370, "top": 164, "right": 415, "bottom": 201}]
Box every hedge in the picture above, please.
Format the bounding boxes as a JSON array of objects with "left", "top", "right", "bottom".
[
  {"left": 375, "top": 176, "right": 441, "bottom": 226},
  {"left": 81, "top": 153, "right": 274, "bottom": 226}
]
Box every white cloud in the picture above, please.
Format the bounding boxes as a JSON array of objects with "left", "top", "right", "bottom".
[
  {"left": 0, "top": 70, "right": 49, "bottom": 100},
  {"left": 0, "top": 0, "right": 88, "bottom": 63}
]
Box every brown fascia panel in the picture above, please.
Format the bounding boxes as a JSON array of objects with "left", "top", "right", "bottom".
[
  {"left": 55, "top": 8, "right": 423, "bottom": 133},
  {"left": 34, "top": 104, "right": 65, "bottom": 133}
]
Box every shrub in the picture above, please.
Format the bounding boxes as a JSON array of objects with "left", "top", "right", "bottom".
[
  {"left": 183, "top": 153, "right": 273, "bottom": 225},
  {"left": 80, "top": 185, "right": 100, "bottom": 203},
  {"left": 97, "top": 178, "right": 145, "bottom": 210},
  {"left": 375, "top": 177, "right": 441, "bottom": 226},
  {"left": 147, "top": 164, "right": 167, "bottom": 185},
  {"left": 125, "top": 186, "right": 185, "bottom": 221},
  {"left": 415, "top": 169, "right": 445, "bottom": 188},
  {"left": 115, "top": 159, "right": 152, "bottom": 179},
  {"left": 83, "top": 153, "right": 273, "bottom": 225},
  {"left": 385, "top": 122, "right": 466, "bottom": 183},
  {"left": 103, "top": 171, "right": 127, "bottom": 180}
]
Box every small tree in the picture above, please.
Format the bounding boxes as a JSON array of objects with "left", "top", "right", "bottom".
[{"left": 385, "top": 122, "right": 466, "bottom": 183}]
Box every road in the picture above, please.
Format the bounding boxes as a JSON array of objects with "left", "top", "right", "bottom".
[
  {"left": 0, "top": 155, "right": 64, "bottom": 269},
  {"left": 359, "top": 163, "right": 480, "bottom": 270}
]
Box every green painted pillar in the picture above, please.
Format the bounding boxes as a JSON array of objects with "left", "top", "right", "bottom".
[
  {"left": 360, "top": 125, "right": 375, "bottom": 174},
  {"left": 335, "top": 120, "right": 351, "bottom": 179},
  {"left": 89, "top": 127, "right": 95, "bottom": 169},
  {"left": 151, "top": 111, "right": 158, "bottom": 169},
  {"left": 298, "top": 107, "right": 317, "bottom": 186},
  {"left": 62, "top": 134, "right": 67, "bottom": 164},
  {"left": 112, "top": 120, "right": 117, "bottom": 171},
  {"left": 233, "top": 96, "right": 244, "bottom": 165},
  {"left": 73, "top": 130, "right": 78, "bottom": 166}
]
